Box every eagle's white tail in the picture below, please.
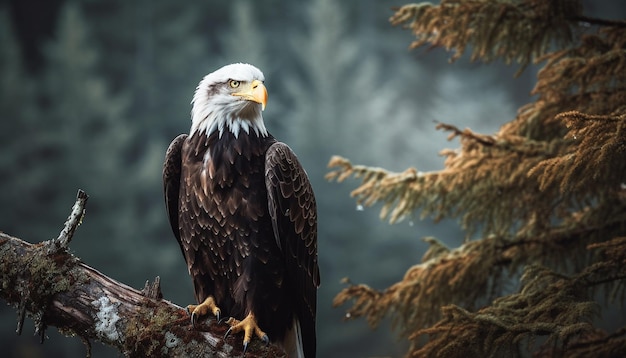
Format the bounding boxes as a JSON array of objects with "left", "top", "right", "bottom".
[{"left": 282, "top": 317, "right": 305, "bottom": 358}]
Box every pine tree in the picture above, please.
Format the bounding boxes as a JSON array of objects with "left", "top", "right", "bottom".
[
  {"left": 10, "top": 2, "right": 143, "bottom": 278},
  {"left": 0, "top": 7, "right": 37, "bottom": 236},
  {"left": 327, "top": 0, "right": 626, "bottom": 356},
  {"left": 218, "top": 0, "right": 286, "bottom": 134},
  {"left": 0, "top": 6, "right": 46, "bottom": 350},
  {"left": 219, "top": 0, "right": 269, "bottom": 69},
  {"left": 75, "top": 1, "right": 216, "bottom": 295},
  {"left": 0, "top": 3, "right": 133, "bottom": 356},
  {"left": 1, "top": 3, "right": 129, "bottom": 243}
]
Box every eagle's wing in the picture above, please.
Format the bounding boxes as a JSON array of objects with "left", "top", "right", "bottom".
[
  {"left": 163, "top": 133, "right": 220, "bottom": 305},
  {"left": 163, "top": 134, "right": 188, "bottom": 250},
  {"left": 265, "top": 142, "right": 320, "bottom": 358}
]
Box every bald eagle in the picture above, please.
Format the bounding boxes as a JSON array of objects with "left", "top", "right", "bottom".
[{"left": 163, "top": 63, "right": 319, "bottom": 357}]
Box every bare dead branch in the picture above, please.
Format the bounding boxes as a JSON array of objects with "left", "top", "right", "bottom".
[{"left": 49, "top": 189, "right": 88, "bottom": 253}]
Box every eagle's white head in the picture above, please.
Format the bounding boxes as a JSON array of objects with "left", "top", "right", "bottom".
[{"left": 191, "top": 63, "right": 268, "bottom": 138}]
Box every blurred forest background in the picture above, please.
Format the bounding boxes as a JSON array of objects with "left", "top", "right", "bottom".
[{"left": 0, "top": 0, "right": 622, "bottom": 357}]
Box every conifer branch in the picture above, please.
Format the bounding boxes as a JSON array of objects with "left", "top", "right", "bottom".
[
  {"left": 434, "top": 122, "right": 496, "bottom": 147},
  {"left": 389, "top": 0, "right": 582, "bottom": 75},
  {"left": 529, "top": 111, "right": 626, "bottom": 193},
  {"left": 409, "top": 236, "right": 626, "bottom": 357},
  {"left": 334, "top": 229, "right": 626, "bottom": 356},
  {"left": 572, "top": 15, "right": 626, "bottom": 29}
]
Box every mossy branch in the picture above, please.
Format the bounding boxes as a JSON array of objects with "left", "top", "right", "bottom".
[{"left": 0, "top": 190, "right": 286, "bottom": 358}]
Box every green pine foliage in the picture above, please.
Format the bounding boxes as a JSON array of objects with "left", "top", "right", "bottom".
[{"left": 328, "top": 0, "right": 626, "bottom": 356}]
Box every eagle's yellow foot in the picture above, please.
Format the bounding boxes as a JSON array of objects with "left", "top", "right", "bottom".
[
  {"left": 224, "top": 312, "right": 270, "bottom": 352},
  {"left": 186, "top": 296, "right": 221, "bottom": 326}
]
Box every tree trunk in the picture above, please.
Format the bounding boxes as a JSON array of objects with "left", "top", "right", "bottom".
[{"left": 0, "top": 190, "right": 285, "bottom": 357}]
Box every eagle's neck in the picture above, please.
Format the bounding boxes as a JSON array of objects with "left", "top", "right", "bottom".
[
  {"left": 190, "top": 101, "right": 268, "bottom": 139},
  {"left": 186, "top": 125, "right": 275, "bottom": 190}
]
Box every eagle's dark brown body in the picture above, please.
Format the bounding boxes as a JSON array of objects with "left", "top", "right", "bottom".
[{"left": 164, "top": 128, "right": 319, "bottom": 357}]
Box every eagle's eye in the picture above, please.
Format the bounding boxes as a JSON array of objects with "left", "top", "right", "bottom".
[{"left": 229, "top": 80, "right": 240, "bottom": 88}]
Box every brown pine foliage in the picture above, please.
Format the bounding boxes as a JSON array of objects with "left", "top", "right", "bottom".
[{"left": 327, "top": 0, "right": 626, "bottom": 356}]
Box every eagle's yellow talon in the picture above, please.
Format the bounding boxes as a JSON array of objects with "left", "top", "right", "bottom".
[
  {"left": 186, "top": 296, "right": 221, "bottom": 326},
  {"left": 224, "top": 312, "right": 268, "bottom": 350}
]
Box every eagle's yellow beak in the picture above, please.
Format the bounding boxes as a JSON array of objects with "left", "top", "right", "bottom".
[{"left": 232, "top": 80, "right": 268, "bottom": 111}]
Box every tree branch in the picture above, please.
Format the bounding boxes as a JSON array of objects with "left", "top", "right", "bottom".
[
  {"left": 571, "top": 15, "right": 626, "bottom": 29},
  {"left": 0, "top": 190, "right": 286, "bottom": 357}
]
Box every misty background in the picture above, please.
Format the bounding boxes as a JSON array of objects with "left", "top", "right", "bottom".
[{"left": 0, "top": 0, "right": 619, "bottom": 357}]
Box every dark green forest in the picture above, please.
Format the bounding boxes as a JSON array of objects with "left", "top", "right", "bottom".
[{"left": 1, "top": 0, "right": 623, "bottom": 357}]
